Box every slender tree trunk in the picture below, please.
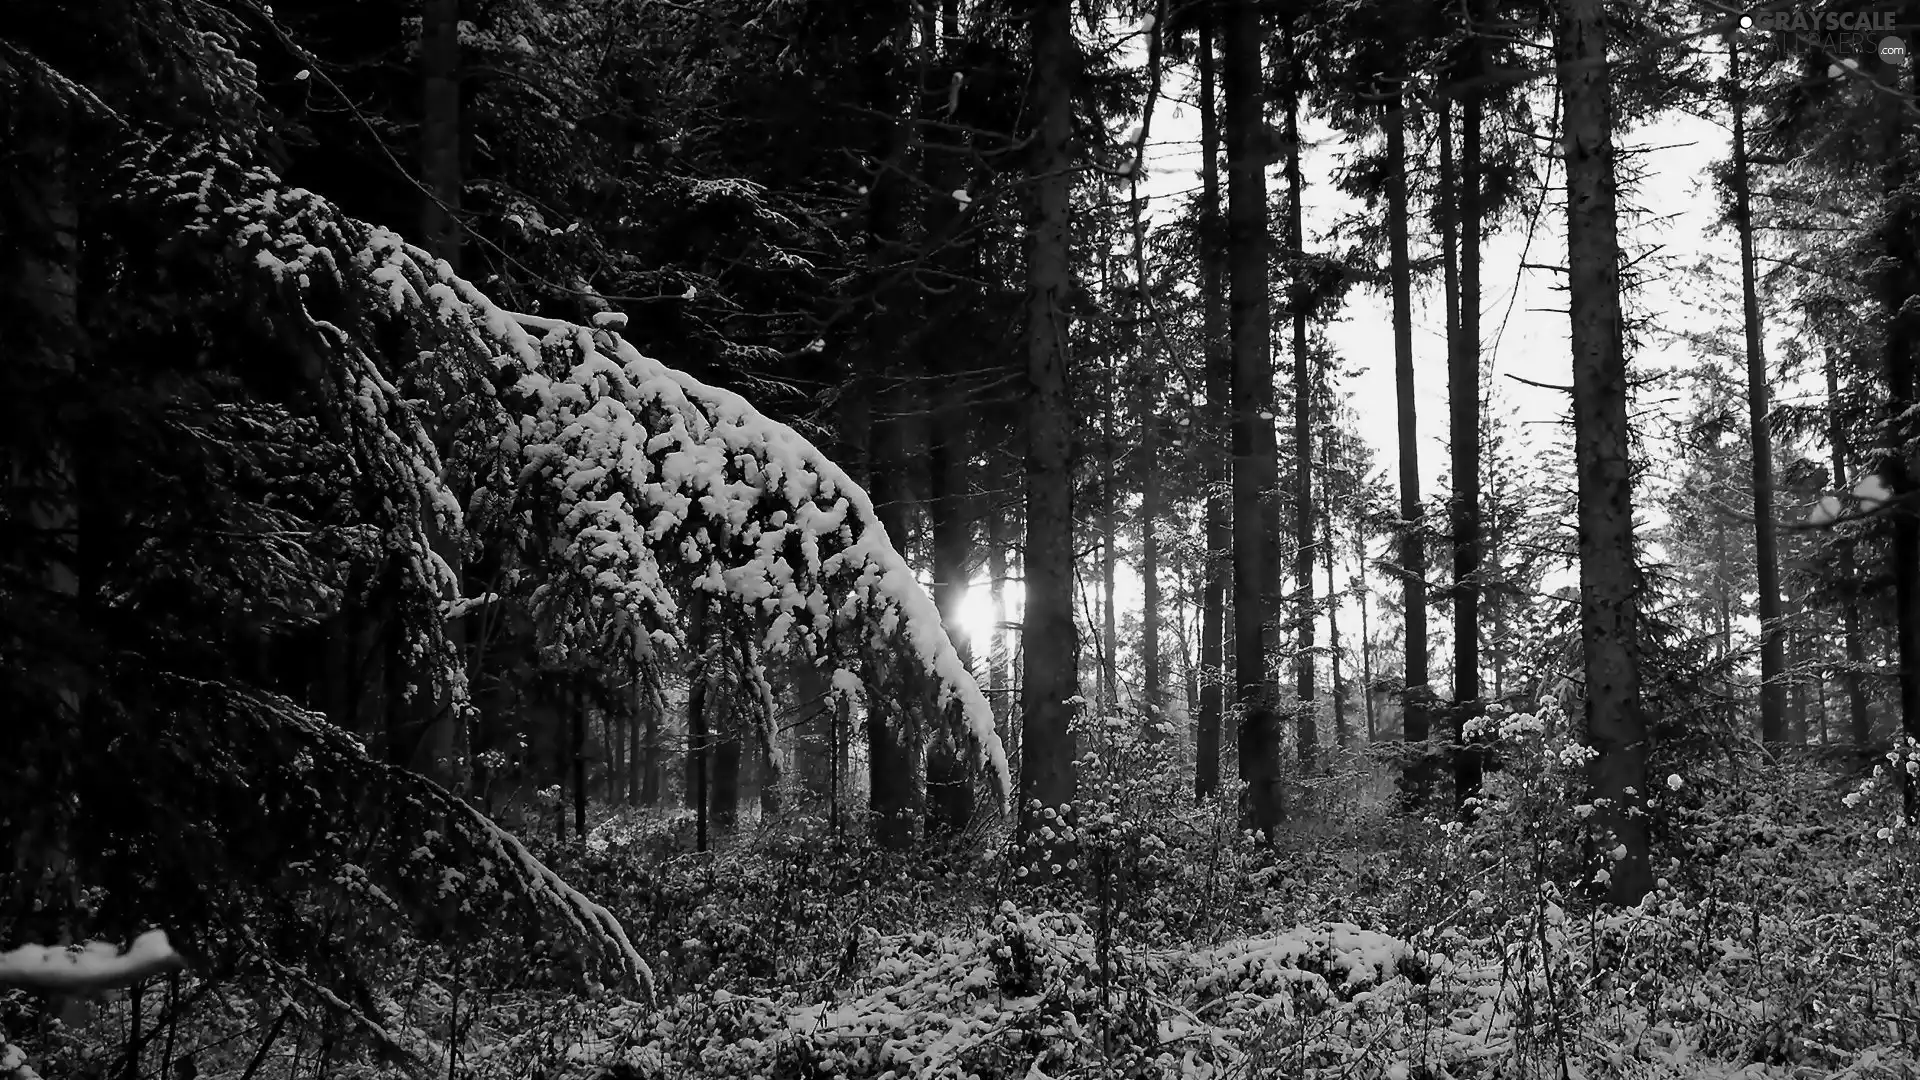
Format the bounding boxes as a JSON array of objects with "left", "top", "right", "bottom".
[
  {"left": 1322, "top": 464, "right": 1349, "bottom": 750},
  {"left": 632, "top": 679, "right": 648, "bottom": 805},
  {"left": 1387, "top": 79, "right": 1431, "bottom": 800},
  {"left": 793, "top": 659, "right": 836, "bottom": 808},
  {"left": 571, "top": 681, "right": 587, "bottom": 843},
  {"left": 988, "top": 504, "right": 1011, "bottom": 732},
  {"left": 1490, "top": 477, "right": 1507, "bottom": 700},
  {"left": 1196, "top": 10, "right": 1230, "bottom": 801},
  {"left": 1355, "top": 522, "right": 1377, "bottom": 743},
  {"left": 607, "top": 703, "right": 621, "bottom": 804},
  {"left": 713, "top": 705, "right": 741, "bottom": 833},
  {"left": 1816, "top": 666, "right": 1829, "bottom": 745},
  {"left": 1714, "top": 514, "right": 1733, "bottom": 660},
  {"left": 1020, "top": 0, "right": 1080, "bottom": 859},
  {"left": 1825, "top": 347, "right": 1872, "bottom": 749},
  {"left": 1451, "top": 48, "right": 1485, "bottom": 807},
  {"left": 1226, "top": 0, "right": 1284, "bottom": 832},
  {"left": 1285, "top": 48, "right": 1318, "bottom": 772},
  {"left": 1558, "top": 0, "right": 1652, "bottom": 903},
  {"left": 688, "top": 593, "right": 710, "bottom": 853},
  {"left": 1788, "top": 629, "right": 1810, "bottom": 745},
  {"left": 927, "top": 370, "right": 974, "bottom": 836},
  {"left": 1101, "top": 342, "right": 1120, "bottom": 711},
  {"left": 1134, "top": 173, "right": 1163, "bottom": 723},
  {"left": 640, "top": 681, "right": 660, "bottom": 805},
  {"left": 1729, "top": 35, "right": 1788, "bottom": 745}
]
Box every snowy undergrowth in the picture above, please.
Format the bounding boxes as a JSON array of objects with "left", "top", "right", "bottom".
[{"left": 9, "top": 716, "right": 1920, "bottom": 1080}]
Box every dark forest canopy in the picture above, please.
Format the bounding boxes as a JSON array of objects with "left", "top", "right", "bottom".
[{"left": 4, "top": 0, "right": 1920, "bottom": 1077}]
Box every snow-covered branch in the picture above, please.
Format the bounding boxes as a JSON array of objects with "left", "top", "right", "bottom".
[
  {"left": 0, "top": 931, "right": 183, "bottom": 994},
  {"left": 127, "top": 139, "right": 1009, "bottom": 804}
]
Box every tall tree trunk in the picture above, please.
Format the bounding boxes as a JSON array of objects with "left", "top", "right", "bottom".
[
  {"left": 1134, "top": 174, "right": 1163, "bottom": 724},
  {"left": 1824, "top": 347, "right": 1872, "bottom": 749},
  {"left": 1729, "top": 35, "right": 1788, "bottom": 745},
  {"left": 1387, "top": 78, "right": 1431, "bottom": 800},
  {"left": 925, "top": 34, "right": 977, "bottom": 833},
  {"left": 926, "top": 409, "right": 973, "bottom": 836},
  {"left": 410, "top": 0, "right": 466, "bottom": 790},
  {"left": 1558, "top": 0, "right": 1652, "bottom": 903},
  {"left": 11, "top": 112, "right": 84, "bottom": 943},
  {"left": 1284, "top": 47, "right": 1318, "bottom": 772},
  {"left": 1196, "top": 10, "right": 1230, "bottom": 801},
  {"left": 864, "top": 11, "right": 923, "bottom": 847},
  {"left": 1226, "top": 0, "right": 1284, "bottom": 833},
  {"left": 1451, "top": 40, "right": 1485, "bottom": 807},
  {"left": 1020, "top": 0, "right": 1080, "bottom": 860},
  {"left": 1881, "top": 36, "right": 1920, "bottom": 820},
  {"left": 1101, "top": 339, "right": 1120, "bottom": 711},
  {"left": 1140, "top": 385, "right": 1162, "bottom": 718}
]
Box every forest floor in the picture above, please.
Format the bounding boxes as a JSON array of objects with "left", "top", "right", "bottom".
[{"left": 11, "top": 736, "right": 1920, "bottom": 1080}]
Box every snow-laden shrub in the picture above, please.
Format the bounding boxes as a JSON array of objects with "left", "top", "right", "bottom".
[{"left": 583, "top": 903, "right": 1487, "bottom": 1080}]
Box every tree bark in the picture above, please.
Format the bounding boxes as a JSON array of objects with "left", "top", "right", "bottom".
[
  {"left": 1451, "top": 44, "right": 1485, "bottom": 806},
  {"left": 1824, "top": 347, "right": 1872, "bottom": 749},
  {"left": 1558, "top": 0, "right": 1652, "bottom": 903},
  {"left": 1355, "top": 521, "right": 1377, "bottom": 743},
  {"left": 1101, "top": 335, "right": 1120, "bottom": 711},
  {"left": 1387, "top": 79, "right": 1431, "bottom": 800},
  {"left": 793, "top": 658, "right": 836, "bottom": 809},
  {"left": 988, "top": 504, "right": 1011, "bottom": 733},
  {"left": 1226, "top": 0, "right": 1284, "bottom": 833},
  {"left": 571, "top": 680, "right": 587, "bottom": 842},
  {"left": 420, "top": 0, "right": 462, "bottom": 270},
  {"left": 713, "top": 702, "right": 741, "bottom": 833},
  {"left": 1195, "top": 10, "right": 1229, "bottom": 802},
  {"left": 1285, "top": 46, "right": 1318, "bottom": 773},
  {"left": 411, "top": 0, "right": 466, "bottom": 790},
  {"left": 1019, "top": 0, "right": 1080, "bottom": 861},
  {"left": 1729, "top": 34, "right": 1788, "bottom": 745},
  {"left": 10, "top": 108, "right": 84, "bottom": 943},
  {"left": 1322, "top": 446, "right": 1349, "bottom": 750},
  {"left": 863, "top": 11, "right": 923, "bottom": 847},
  {"left": 1133, "top": 172, "right": 1163, "bottom": 724},
  {"left": 927, "top": 364, "right": 974, "bottom": 836},
  {"left": 1879, "top": 36, "right": 1920, "bottom": 820},
  {"left": 687, "top": 591, "right": 710, "bottom": 852}
]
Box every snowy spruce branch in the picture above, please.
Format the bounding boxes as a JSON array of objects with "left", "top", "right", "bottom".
[{"left": 123, "top": 137, "right": 1008, "bottom": 802}]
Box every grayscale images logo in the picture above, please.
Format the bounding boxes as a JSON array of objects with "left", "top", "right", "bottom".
[{"left": 1738, "top": 8, "right": 1909, "bottom": 67}]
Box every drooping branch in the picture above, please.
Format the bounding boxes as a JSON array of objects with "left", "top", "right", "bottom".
[{"left": 126, "top": 137, "right": 1010, "bottom": 805}]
